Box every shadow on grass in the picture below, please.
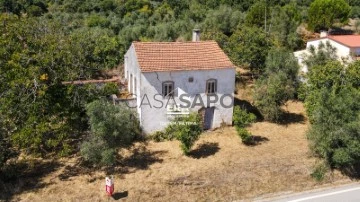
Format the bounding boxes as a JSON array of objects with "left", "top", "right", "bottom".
[
  {"left": 189, "top": 142, "right": 220, "bottom": 159},
  {"left": 339, "top": 163, "right": 360, "bottom": 179},
  {"left": 59, "top": 144, "right": 167, "bottom": 180},
  {"left": 119, "top": 146, "right": 166, "bottom": 171},
  {"left": 112, "top": 191, "right": 128, "bottom": 200},
  {"left": 278, "top": 111, "right": 306, "bottom": 125},
  {"left": 243, "top": 136, "right": 269, "bottom": 146},
  {"left": 0, "top": 160, "right": 62, "bottom": 201},
  {"left": 234, "top": 97, "right": 263, "bottom": 121}
]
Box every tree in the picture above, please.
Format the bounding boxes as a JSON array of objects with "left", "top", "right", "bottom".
[
  {"left": 303, "top": 41, "right": 338, "bottom": 69},
  {"left": 304, "top": 60, "right": 360, "bottom": 172},
  {"left": 308, "top": 0, "right": 351, "bottom": 31},
  {"left": 254, "top": 48, "right": 299, "bottom": 121},
  {"left": 81, "top": 100, "right": 140, "bottom": 165},
  {"left": 228, "top": 26, "right": 272, "bottom": 73},
  {"left": 269, "top": 3, "right": 303, "bottom": 50},
  {"left": 307, "top": 86, "right": 360, "bottom": 169},
  {"left": 245, "top": 0, "right": 269, "bottom": 28},
  {"left": 0, "top": 15, "right": 120, "bottom": 156}
]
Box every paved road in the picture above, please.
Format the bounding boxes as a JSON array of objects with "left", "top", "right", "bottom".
[{"left": 263, "top": 183, "right": 360, "bottom": 202}]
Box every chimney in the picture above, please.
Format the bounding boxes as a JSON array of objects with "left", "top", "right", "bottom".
[
  {"left": 192, "top": 29, "right": 200, "bottom": 42},
  {"left": 320, "top": 31, "right": 328, "bottom": 38}
]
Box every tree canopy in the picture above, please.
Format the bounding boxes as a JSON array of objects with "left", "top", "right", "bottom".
[{"left": 308, "top": 0, "right": 351, "bottom": 31}]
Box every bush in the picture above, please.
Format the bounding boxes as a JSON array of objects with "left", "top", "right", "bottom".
[
  {"left": 102, "top": 82, "right": 119, "bottom": 96},
  {"left": 80, "top": 135, "right": 116, "bottom": 166},
  {"left": 171, "top": 114, "right": 202, "bottom": 155},
  {"left": 80, "top": 99, "right": 140, "bottom": 166},
  {"left": 233, "top": 106, "right": 256, "bottom": 144},
  {"left": 233, "top": 106, "right": 256, "bottom": 128},
  {"left": 311, "top": 162, "right": 329, "bottom": 181},
  {"left": 236, "top": 127, "right": 253, "bottom": 145}
]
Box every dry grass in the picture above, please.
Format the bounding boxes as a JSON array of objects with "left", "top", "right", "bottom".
[{"left": 8, "top": 101, "right": 356, "bottom": 202}]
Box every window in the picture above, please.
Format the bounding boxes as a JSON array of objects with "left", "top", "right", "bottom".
[
  {"left": 162, "top": 81, "right": 174, "bottom": 97},
  {"left": 129, "top": 74, "right": 133, "bottom": 94},
  {"left": 206, "top": 79, "right": 217, "bottom": 94},
  {"left": 134, "top": 77, "right": 137, "bottom": 94}
]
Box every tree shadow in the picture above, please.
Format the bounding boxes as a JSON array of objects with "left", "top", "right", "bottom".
[
  {"left": 0, "top": 160, "right": 62, "bottom": 201},
  {"left": 189, "top": 142, "right": 220, "bottom": 159},
  {"left": 118, "top": 146, "right": 166, "bottom": 171},
  {"left": 244, "top": 136, "right": 269, "bottom": 146},
  {"left": 339, "top": 163, "right": 360, "bottom": 179},
  {"left": 112, "top": 191, "right": 128, "bottom": 200},
  {"left": 58, "top": 162, "right": 93, "bottom": 181},
  {"left": 234, "top": 97, "right": 263, "bottom": 121},
  {"left": 278, "top": 111, "right": 306, "bottom": 125}
]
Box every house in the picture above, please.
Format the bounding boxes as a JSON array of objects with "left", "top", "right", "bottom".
[
  {"left": 294, "top": 32, "right": 360, "bottom": 74},
  {"left": 124, "top": 31, "right": 235, "bottom": 134}
]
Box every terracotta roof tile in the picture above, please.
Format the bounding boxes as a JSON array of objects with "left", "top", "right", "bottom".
[
  {"left": 133, "top": 41, "right": 234, "bottom": 72},
  {"left": 328, "top": 35, "right": 360, "bottom": 48}
]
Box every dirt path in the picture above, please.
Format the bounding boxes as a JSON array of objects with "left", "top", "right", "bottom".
[{"left": 12, "top": 101, "right": 353, "bottom": 202}]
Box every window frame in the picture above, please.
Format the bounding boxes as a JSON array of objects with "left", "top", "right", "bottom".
[
  {"left": 162, "top": 81, "right": 175, "bottom": 97},
  {"left": 206, "top": 79, "right": 217, "bottom": 95}
]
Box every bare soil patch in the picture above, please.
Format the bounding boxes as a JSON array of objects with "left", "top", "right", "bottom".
[{"left": 6, "top": 100, "right": 355, "bottom": 202}]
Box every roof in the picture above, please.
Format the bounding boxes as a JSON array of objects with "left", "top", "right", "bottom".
[
  {"left": 132, "top": 41, "right": 234, "bottom": 72},
  {"left": 328, "top": 35, "right": 360, "bottom": 48}
]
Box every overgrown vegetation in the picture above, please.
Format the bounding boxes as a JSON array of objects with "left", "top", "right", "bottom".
[
  {"left": 254, "top": 48, "right": 299, "bottom": 122},
  {"left": 308, "top": 0, "right": 351, "bottom": 31},
  {"left": 0, "top": 0, "right": 357, "bottom": 173},
  {"left": 233, "top": 106, "right": 256, "bottom": 144},
  {"left": 150, "top": 114, "right": 202, "bottom": 155},
  {"left": 80, "top": 100, "right": 140, "bottom": 166}
]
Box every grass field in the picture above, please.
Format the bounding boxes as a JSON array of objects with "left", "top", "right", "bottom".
[{"left": 4, "top": 100, "right": 354, "bottom": 202}]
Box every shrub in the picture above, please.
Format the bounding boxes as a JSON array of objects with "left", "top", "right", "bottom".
[
  {"left": 254, "top": 73, "right": 295, "bottom": 122},
  {"left": 80, "top": 135, "right": 116, "bottom": 166},
  {"left": 80, "top": 99, "right": 140, "bottom": 166},
  {"left": 102, "top": 82, "right": 119, "bottom": 96},
  {"left": 311, "top": 162, "right": 329, "bottom": 181},
  {"left": 172, "top": 114, "right": 202, "bottom": 155},
  {"left": 233, "top": 106, "right": 256, "bottom": 144},
  {"left": 85, "top": 99, "right": 140, "bottom": 147},
  {"left": 236, "top": 127, "right": 253, "bottom": 145},
  {"left": 233, "top": 106, "right": 256, "bottom": 128}
]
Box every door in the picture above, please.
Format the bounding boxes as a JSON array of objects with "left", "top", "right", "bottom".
[{"left": 199, "top": 107, "right": 215, "bottom": 130}]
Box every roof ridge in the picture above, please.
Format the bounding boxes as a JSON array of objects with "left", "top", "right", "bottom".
[{"left": 133, "top": 40, "right": 217, "bottom": 44}]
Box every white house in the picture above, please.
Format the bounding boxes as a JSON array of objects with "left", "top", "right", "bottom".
[
  {"left": 124, "top": 32, "right": 235, "bottom": 134},
  {"left": 294, "top": 33, "right": 360, "bottom": 74}
]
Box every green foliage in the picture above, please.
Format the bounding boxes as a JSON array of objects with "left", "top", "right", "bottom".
[
  {"left": 308, "top": 0, "right": 351, "bottom": 31},
  {"left": 350, "top": 6, "right": 360, "bottom": 18},
  {"left": 254, "top": 48, "right": 299, "bottom": 122},
  {"left": 233, "top": 106, "right": 256, "bottom": 128},
  {"left": 85, "top": 100, "right": 140, "bottom": 147},
  {"left": 269, "top": 3, "right": 303, "bottom": 50},
  {"left": 80, "top": 100, "right": 140, "bottom": 166},
  {"left": 303, "top": 41, "right": 338, "bottom": 69},
  {"left": 149, "top": 123, "right": 178, "bottom": 142},
  {"left": 311, "top": 162, "right": 329, "bottom": 181},
  {"left": 166, "top": 114, "right": 203, "bottom": 155},
  {"left": 233, "top": 106, "right": 256, "bottom": 144},
  {"left": 304, "top": 60, "right": 360, "bottom": 170},
  {"left": 307, "top": 87, "right": 360, "bottom": 168},
  {"left": 245, "top": 0, "right": 269, "bottom": 28},
  {"left": 102, "top": 82, "right": 119, "bottom": 96},
  {"left": 80, "top": 135, "right": 116, "bottom": 166},
  {"left": 228, "top": 26, "right": 272, "bottom": 73},
  {"left": 236, "top": 127, "right": 253, "bottom": 145}
]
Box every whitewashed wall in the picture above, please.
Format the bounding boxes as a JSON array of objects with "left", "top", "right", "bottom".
[
  {"left": 306, "top": 38, "right": 351, "bottom": 60},
  {"left": 124, "top": 45, "right": 142, "bottom": 121},
  {"left": 139, "top": 68, "right": 235, "bottom": 134}
]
